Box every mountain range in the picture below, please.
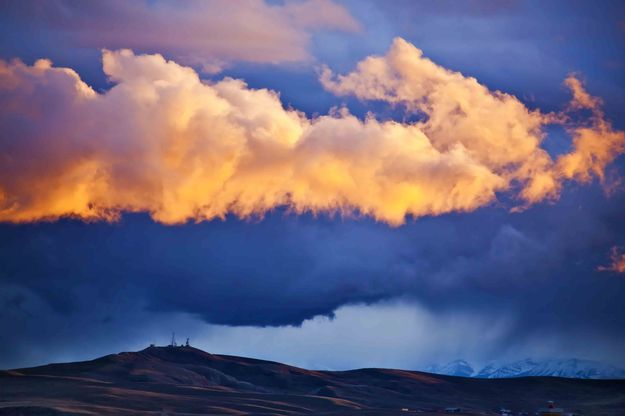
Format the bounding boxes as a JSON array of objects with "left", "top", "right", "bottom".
[
  {"left": 1, "top": 346, "right": 625, "bottom": 415},
  {"left": 426, "top": 358, "right": 625, "bottom": 379}
]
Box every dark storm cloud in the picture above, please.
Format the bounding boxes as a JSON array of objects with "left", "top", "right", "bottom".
[{"left": 1, "top": 178, "right": 625, "bottom": 368}]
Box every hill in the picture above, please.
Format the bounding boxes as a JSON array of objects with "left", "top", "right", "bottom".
[{"left": 1, "top": 346, "right": 624, "bottom": 415}]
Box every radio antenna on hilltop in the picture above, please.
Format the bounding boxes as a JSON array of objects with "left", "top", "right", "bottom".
[{"left": 170, "top": 332, "right": 177, "bottom": 347}]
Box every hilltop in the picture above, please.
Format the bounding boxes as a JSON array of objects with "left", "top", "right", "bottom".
[{"left": 1, "top": 346, "right": 624, "bottom": 415}]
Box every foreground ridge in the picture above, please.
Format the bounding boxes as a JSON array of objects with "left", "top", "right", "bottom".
[{"left": 1, "top": 346, "right": 624, "bottom": 415}]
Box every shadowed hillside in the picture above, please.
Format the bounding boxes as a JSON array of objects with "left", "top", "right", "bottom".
[{"left": 1, "top": 346, "right": 624, "bottom": 415}]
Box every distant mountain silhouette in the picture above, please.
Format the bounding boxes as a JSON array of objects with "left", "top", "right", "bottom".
[
  {"left": 427, "top": 358, "right": 625, "bottom": 379},
  {"left": 426, "top": 359, "right": 475, "bottom": 377},
  {"left": 476, "top": 358, "right": 625, "bottom": 379},
  {"left": 1, "top": 346, "right": 624, "bottom": 415}
]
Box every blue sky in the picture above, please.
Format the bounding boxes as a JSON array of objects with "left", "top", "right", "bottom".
[{"left": 0, "top": 0, "right": 624, "bottom": 370}]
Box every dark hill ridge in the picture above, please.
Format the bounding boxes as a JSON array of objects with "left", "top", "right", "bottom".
[{"left": 1, "top": 346, "right": 624, "bottom": 415}]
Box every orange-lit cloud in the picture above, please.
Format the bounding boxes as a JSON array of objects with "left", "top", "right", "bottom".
[
  {"left": 598, "top": 247, "right": 625, "bottom": 274},
  {"left": 555, "top": 76, "right": 625, "bottom": 186},
  {"left": 0, "top": 38, "right": 623, "bottom": 225},
  {"left": 321, "top": 38, "right": 625, "bottom": 206}
]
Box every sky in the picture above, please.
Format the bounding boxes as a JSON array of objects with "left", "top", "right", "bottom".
[{"left": 1, "top": 0, "right": 625, "bottom": 371}]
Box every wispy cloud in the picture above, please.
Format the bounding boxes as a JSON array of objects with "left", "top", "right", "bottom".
[{"left": 598, "top": 246, "right": 625, "bottom": 273}]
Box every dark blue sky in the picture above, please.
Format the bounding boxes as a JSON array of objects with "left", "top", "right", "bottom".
[{"left": 1, "top": 0, "right": 624, "bottom": 370}]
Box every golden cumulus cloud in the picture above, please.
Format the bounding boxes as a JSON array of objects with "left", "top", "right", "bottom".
[{"left": 0, "top": 39, "right": 623, "bottom": 225}]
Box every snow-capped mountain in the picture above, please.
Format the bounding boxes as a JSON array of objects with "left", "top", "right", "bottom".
[
  {"left": 474, "top": 359, "right": 540, "bottom": 378},
  {"left": 425, "top": 359, "right": 475, "bottom": 377},
  {"left": 476, "top": 358, "right": 625, "bottom": 379},
  {"left": 426, "top": 358, "right": 625, "bottom": 379}
]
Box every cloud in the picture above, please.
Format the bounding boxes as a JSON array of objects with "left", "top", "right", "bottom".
[
  {"left": 1, "top": 184, "right": 625, "bottom": 368},
  {"left": 321, "top": 38, "right": 625, "bottom": 206},
  {"left": 4, "top": 286, "right": 625, "bottom": 371},
  {"left": 4, "top": 0, "right": 361, "bottom": 71},
  {"left": 0, "top": 39, "right": 623, "bottom": 225},
  {"left": 598, "top": 246, "right": 625, "bottom": 273},
  {"left": 556, "top": 76, "right": 625, "bottom": 186}
]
